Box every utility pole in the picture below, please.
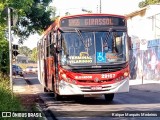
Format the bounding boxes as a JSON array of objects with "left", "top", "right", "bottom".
[
  {"left": 100, "top": 0, "right": 102, "bottom": 13},
  {"left": 8, "top": 8, "right": 13, "bottom": 96}
]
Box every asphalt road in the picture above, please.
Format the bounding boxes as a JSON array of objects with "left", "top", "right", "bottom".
[{"left": 24, "top": 74, "right": 160, "bottom": 120}]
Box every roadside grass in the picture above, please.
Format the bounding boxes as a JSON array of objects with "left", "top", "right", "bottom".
[
  {"left": 0, "top": 73, "right": 45, "bottom": 120},
  {"left": 0, "top": 73, "right": 22, "bottom": 110},
  {"left": 0, "top": 73, "right": 25, "bottom": 120}
]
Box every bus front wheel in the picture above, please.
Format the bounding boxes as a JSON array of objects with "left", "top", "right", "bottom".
[
  {"left": 44, "top": 87, "right": 48, "bottom": 92},
  {"left": 54, "top": 93, "right": 63, "bottom": 101},
  {"left": 104, "top": 93, "right": 114, "bottom": 102}
]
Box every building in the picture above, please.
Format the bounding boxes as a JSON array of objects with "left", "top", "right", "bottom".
[
  {"left": 16, "top": 54, "right": 28, "bottom": 63},
  {"left": 126, "top": 5, "right": 160, "bottom": 80},
  {"left": 127, "top": 4, "right": 160, "bottom": 40}
]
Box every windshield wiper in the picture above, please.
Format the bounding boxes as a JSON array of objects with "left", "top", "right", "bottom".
[
  {"left": 75, "top": 28, "right": 88, "bottom": 48},
  {"left": 117, "top": 53, "right": 126, "bottom": 57}
]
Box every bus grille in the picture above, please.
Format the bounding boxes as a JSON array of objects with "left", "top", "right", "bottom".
[
  {"left": 77, "top": 79, "right": 112, "bottom": 83},
  {"left": 71, "top": 66, "right": 125, "bottom": 74}
]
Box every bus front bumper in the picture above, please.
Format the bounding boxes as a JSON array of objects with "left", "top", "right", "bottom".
[{"left": 58, "top": 78, "right": 129, "bottom": 95}]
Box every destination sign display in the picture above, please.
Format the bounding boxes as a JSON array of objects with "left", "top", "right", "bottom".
[{"left": 60, "top": 16, "right": 126, "bottom": 27}]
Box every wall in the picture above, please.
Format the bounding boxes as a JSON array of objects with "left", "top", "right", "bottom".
[{"left": 130, "top": 39, "right": 160, "bottom": 80}]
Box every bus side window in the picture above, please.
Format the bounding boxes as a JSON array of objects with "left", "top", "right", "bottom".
[
  {"left": 50, "top": 43, "right": 55, "bottom": 55},
  {"left": 51, "top": 30, "right": 55, "bottom": 44},
  {"left": 53, "top": 33, "right": 56, "bottom": 44},
  {"left": 47, "top": 47, "right": 49, "bottom": 57},
  {"left": 49, "top": 31, "right": 56, "bottom": 56},
  {"left": 47, "top": 34, "right": 51, "bottom": 57},
  {"left": 56, "top": 33, "right": 62, "bottom": 53}
]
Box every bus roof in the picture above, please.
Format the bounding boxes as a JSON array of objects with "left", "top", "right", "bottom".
[{"left": 60, "top": 13, "right": 126, "bottom": 20}]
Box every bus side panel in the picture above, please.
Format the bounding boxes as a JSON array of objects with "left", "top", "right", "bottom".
[
  {"left": 47, "top": 57, "right": 54, "bottom": 91},
  {"left": 37, "top": 59, "right": 40, "bottom": 83},
  {"left": 52, "top": 56, "right": 56, "bottom": 92},
  {"left": 38, "top": 58, "right": 46, "bottom": 87},
  {"left": 41, "top": 59, "right": 45, "bottom": 86},
  {"left": 44, "top": 59, "right": 48, "bottom": 88}
]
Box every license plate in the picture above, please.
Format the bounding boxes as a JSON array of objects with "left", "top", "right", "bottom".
[{"left": 91, "top": 86, "right": 102, "bottom": 90}]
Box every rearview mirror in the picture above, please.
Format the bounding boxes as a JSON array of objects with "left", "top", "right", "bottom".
[{"left": 128, "top": 36, "right": 132, "bottom": 50}]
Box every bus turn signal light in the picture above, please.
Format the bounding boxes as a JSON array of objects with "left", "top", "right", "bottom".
[{"left": 124, "top": 72, "right": 129, "bottom": 77}]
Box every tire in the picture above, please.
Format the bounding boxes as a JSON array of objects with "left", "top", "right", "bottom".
[
  {"left": 20, "top": 74, "right": 24, "bottom": 77},
  {"left": 44, "top": 87, "right": 48, "bottom": 92},
  {"left": 104, "top": 93, "right": 114, "bottom": 102},
  {"left": 54, "top": 93, "right": 63, "bottom": 101}
]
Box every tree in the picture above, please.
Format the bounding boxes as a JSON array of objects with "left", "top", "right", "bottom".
[
  {"left": 0, "top": 18, "right": 9, "bottom": 74},
  {"left": 18, "top": 46, "right": 31, "bottom": 57},
  {"left": 139, "top": 0, "right": 160, "bottom": 8},
  {"left": 0, "top": 0, "right": 56, "bottom": 42},
  {"left": 30, "top": 47, "right": 37, "bottom": 62},
  {"left": 0, "top": 40, "right": 9, "bottom": 74},
  {"left": 0, "top": 0, "right": 57, "bottom": 74}
]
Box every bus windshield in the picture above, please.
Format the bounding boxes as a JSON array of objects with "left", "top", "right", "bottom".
[{"left": 60, "top": 30, "right": 128, "bottom": 66}]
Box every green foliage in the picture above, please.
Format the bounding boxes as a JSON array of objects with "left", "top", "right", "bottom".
[
  {"left": 0, "top": 73, "right": 24, "bottom": 112},
  {"left": 0, "top": 16, "right": 9, "bottom": 74},
  {"left": 139, "top": 0, "right": 160, "bottom": 8},
  {"left": 30, "top": 47, "right": 37, "bottom": 62},
  {"left": 0, "top": 0, "right": 57, "bottom": 74},
  {"left": 18, "top": 46, "right": 31, "bottom": 57},
  {"left": 0, "top": 39, "right": 9, "bottom": 74},
  {"left": 14, "top": 0, "right": 54, "bottom": 43},
  {"left": 0, "top": 0, "right": 55, "bottom": 43}
]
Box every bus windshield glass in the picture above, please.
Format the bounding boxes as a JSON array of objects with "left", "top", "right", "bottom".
[{"left": 60, "top": 31, "right": 127, "bottom": 66}]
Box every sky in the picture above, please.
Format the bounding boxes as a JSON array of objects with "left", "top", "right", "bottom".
[
  {"left": 13, "top": 0, "right": 142, "bottom": 49},
  {"left": 51, "top": 0, "right": 142, "bottom": 16},
  {"left": 12, "top": 33, "right": 41, "bottom": 49}
]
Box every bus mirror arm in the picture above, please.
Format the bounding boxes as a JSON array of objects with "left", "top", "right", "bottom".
[{"left": 128, "top": 36, "right": 132, "bottom": 50}]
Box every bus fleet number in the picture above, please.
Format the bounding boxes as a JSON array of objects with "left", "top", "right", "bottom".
[{"left": 101, "top": 74, "right": 116, "bottom": 79}]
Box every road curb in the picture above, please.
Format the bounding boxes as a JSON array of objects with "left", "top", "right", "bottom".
[
  {"left": 35, "top": 103, "right": 48, "bottom": 120},
  {"left": 23, "top": 77, "right": 54, "bottom": 120},
  {"left": 37, "top": 93, "right": 58, "bottom": 120}
]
